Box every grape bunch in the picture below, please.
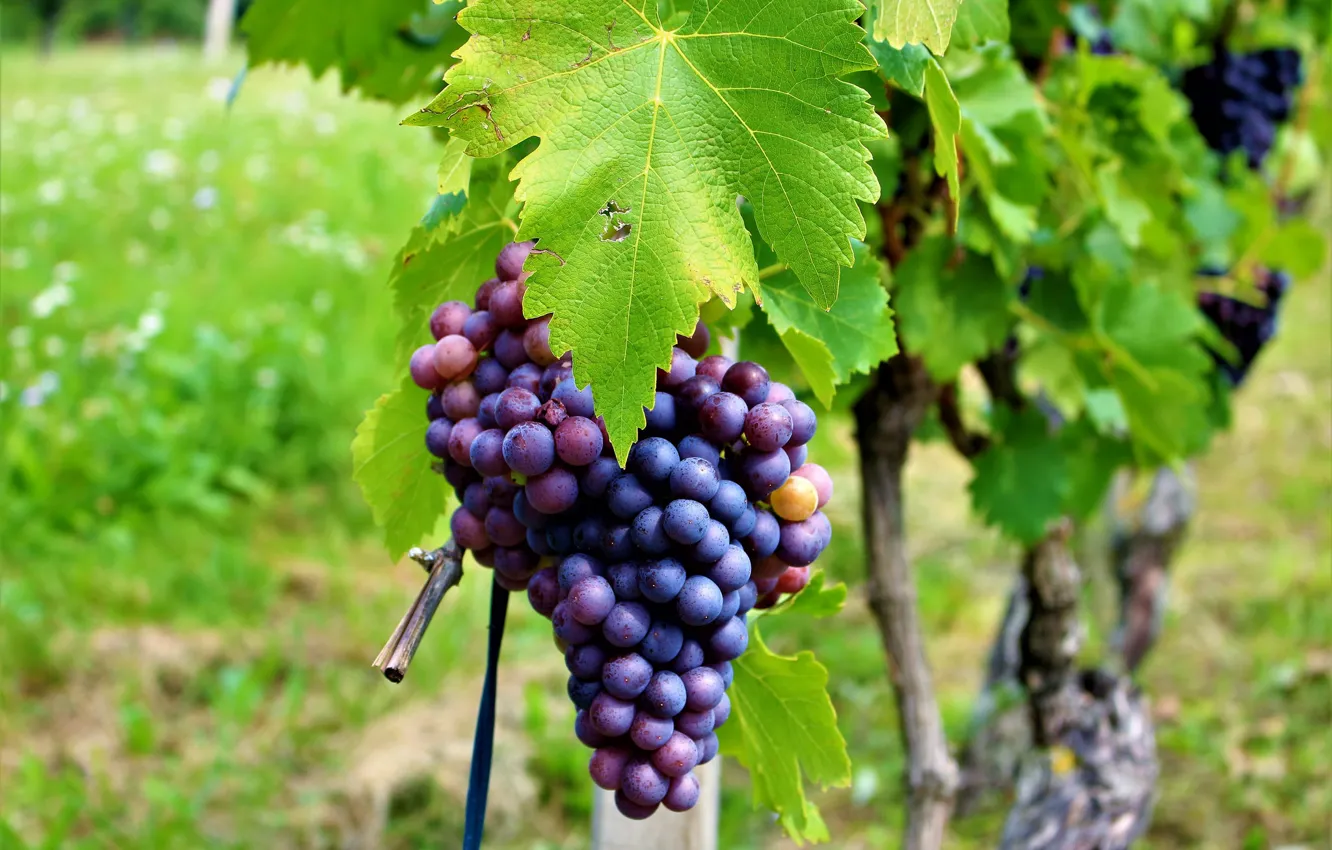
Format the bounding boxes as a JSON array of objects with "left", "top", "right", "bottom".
[
  {"left": 1181, "top": 48, "right": 1302, "bottom": 170},
  {"left": 408, "top": 242, "right": 835, "bottom": 818},
  {"left": 1197, "top": 266, "right": 1289, "bottom": 386}
]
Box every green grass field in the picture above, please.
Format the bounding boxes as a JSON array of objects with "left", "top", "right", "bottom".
[{"left": 1, "top": 48, "right": 1328, "bottom": 849}]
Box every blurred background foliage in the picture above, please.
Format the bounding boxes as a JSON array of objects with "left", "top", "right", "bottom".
[{"left": 0, "top": 7, "right": 1328, "bottom": 850}]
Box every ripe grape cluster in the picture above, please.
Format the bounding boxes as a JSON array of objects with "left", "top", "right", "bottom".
[
  {"left": 1181, "top": 48, "right": 1302, "bottom": 169},
  {"left": 1197, "top": 267, "right": 1289, "bottom": 386},
  {"left": 409, "top": 242, "right": 834, "bottom": 818}
]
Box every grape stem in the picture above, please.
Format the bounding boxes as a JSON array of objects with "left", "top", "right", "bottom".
[{"left": 373, "top": 541, "right": 466, "bottom": 683}]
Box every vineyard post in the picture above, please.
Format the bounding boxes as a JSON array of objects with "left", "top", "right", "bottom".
[{"left": 203, "top": 0, "right": 236, "bottom": 63}]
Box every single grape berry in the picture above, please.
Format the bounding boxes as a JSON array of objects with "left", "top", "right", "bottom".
[
  {"left": 670, "top": 456, "right": 721, "bottom": 501},
  {"left": 699, "top": 392, "right": 748, "bottom": 444},
  {"left": 770, "top": 474, "right": 819, "bottom": 521},
  {"left": 781, "top": 399, "right": 817, "bottom": 446},
  {"left": 463, "top": 310, "right": 499, "bottom": 351},
  {"left": 433, "top": 335, "right": 477, "bottom": 382},
  {"left": 495, "top": 240, "right": 534, "bottom": 281},
  {"left": 555, "top": 416, "right": 604, "bottom": 466},
  {"left": 663, "top": 499, "right": 710, "bottom": 545},
  {"left": 722, "top": 361, "right": 770, "bottom": 407},
  {"left": 676, "top": 575, "right": 724, "bottom": 626},
  {"left": 430, "top": 300, "right": 471, "bottom": 340},
  {"left": 524, "top": 316, "right": 557, "bottom": 366},
  {"left": 676, "top": 319, "right": 710, "bottom": 358},
  {"left": 743, "top": 402, "right": 794, "bottom": 451},
  {"left": 489, "top": 279, "right": 528, "bottom": 327},
  {"left": 410, "top": 344, "right": 443, "bottom": 390},
  {"left": 502, "top": 421, "right": 555, "bottom": 477}
]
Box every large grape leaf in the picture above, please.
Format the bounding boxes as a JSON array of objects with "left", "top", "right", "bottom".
[
  {"left": 968, "top": 406, "right": 1069, "bottom": 543},
  {"left": 869, "top": 0, "right": 963, "bottom": 54},
  {"left": 404, "top": 0, "right": 885, "bottom": 462},
  {"left": 865, "top": 38, "right": 931, "bottom": 95},
  {"left": 951, "top": 0, "right": 1010, "bottom": 47},
  {"left": 758, "top": 243, "right": 897, "bottom": 407},
  {"left": 390, "top": 159, "right": 520, "bottom": 358},
  {"left": 243, "top": 0, "right": 466, "bottom": 103},
  {"left": 352, "top": 378, "right": 454, "bottom": 559},
  {"left": 720, "top": 573, "right": 850, "bottom": 844},
  {"left": 894, "top": 237, "right": 1011, "bottom": 379},
  {"left": 923, "top": 58, "right": 961, "bottom": 221}
]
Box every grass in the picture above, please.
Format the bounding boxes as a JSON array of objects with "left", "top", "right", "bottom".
[{"left": 2, "top": 47, "right": 1329, "bottom": 849}]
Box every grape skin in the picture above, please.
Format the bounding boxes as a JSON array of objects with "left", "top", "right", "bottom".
[
  {"left": 502, "top": 421, "right": 555, "bottom": 476},
  {"left": 410, "top": 344, "right": 443, "bottom": 390},
  {"left": 433, "top": 335, "right": 478, "bottom": 382},
  {"left": 555, "top": 416, "right": 603, "bottom": 466}
]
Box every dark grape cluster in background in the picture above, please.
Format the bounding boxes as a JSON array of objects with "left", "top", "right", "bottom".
[
  {"left": 408, "top": 242, "right": 835, "bottom": 818},
  {"left": 1181, "top": 48, "right": 1302, "bottom": 169},
  {"left": 1197, "top": 266, "right": 1289, "bottom": 386}
]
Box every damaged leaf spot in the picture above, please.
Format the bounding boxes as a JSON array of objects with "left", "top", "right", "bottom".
[{"left": 598, "top": 200, "right": 632, "bottom": 242}]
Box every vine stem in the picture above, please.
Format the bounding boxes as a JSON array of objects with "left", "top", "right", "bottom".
[
  {"left": 854, "top": 354, "right": 959, "bottom": 850},
  {"left": 373, "top": 540, "right": 465, "bottom": 683}
]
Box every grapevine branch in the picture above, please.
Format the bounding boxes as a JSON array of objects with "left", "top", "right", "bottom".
[
  {"left": 936, "top": 382, "right": 989, "bottom": 458},
  {"left": 373, "top": 541, "right": 465, "bottom": 683}
]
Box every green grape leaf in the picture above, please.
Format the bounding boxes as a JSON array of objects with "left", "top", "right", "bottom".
[
  {"left": 868, "top": 0, "right": 963, "bottom": 54},
  {"left": 719, "top": 621, "right": 850, "bottom": 843},
  {"left": 1096, "top": 165, "right": 1151, "bottom": 248},
  {"left": 437, "top": 136, "right": 474, "bottom": 196},
  {"left": 866, "top": 38, "right": 931, "bottom": 95},
  {"left": 924, "top": 58, "right": 961, "bottom": 222},
  {"left": 1261, "top": 219, "right": 1328, "bottom": 279},
  {"left": 352, "top": 378, "right": 454, "bottom": 559},
  {"left": 243, "top": 0, "right": 466, "bottom": 103},
  {"left": 895, "top": 237, "right": 1011, "bottom": 379},
  {"left": 968, "top": 406, "right": 1069, "bottom": 543},
  {"left": 390, "top": 160, "right": 520, "bottom": 359},
  {"left": 951, "top": 0, "right": 1010, "bottom": 47},
  {"left": 772, "top": 570, "right": 848, "bottom": 619},
  {"left": 1060, "top": 421, "right": 1129, "bottom": 521},
  {"left": 776, "top": 329, "right": 839, "bottom": 409},
  {"left": 406, "top": 0, "right": 885, "bottom": 463},
  {"left": 758, "top": 243, "right": 897, "bottom": 406}
]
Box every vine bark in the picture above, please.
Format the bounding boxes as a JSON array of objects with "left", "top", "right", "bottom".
[{"left": 854, "top": 354, "right": 958, "bottom": 850}]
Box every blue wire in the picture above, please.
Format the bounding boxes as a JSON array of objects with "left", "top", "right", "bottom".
[{"left": 463, "top": 579, "right": 509, "bottom": 850}]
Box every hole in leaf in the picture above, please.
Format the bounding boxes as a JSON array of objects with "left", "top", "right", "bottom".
[{"left": 598, "top": 200, "right": 632, "bottom": 243}]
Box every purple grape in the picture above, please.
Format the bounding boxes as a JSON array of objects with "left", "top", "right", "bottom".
[
  {"left": 663, "top": 499, "right": 710, "bottom": 545},
  {"left": 602, "top": 524, "right": 635, "bottom": 562},
  {"left": 743, "top": 508, "right": 780, "bottom": 558},
  {"left": 526, "top": 527, "right": 554, "bottom": 555},
  {"left": 425, "top": 418, "right": 453, "bottom": 458},
  {"left": 512, "top": 489, "right": 546, "bottom": 529},
  {"left": 696, "top": 355, "right": 733, "bottom": 382},
  {"left": 506, "top": 362, "right": 543, "bottom": 395},
  {"left": 744, "top": 401, "right": 793, "bottom": 451},
  {"left": 708, "top": 544, "right": 752, "bottom": 593},
  {"left": 477, "top": 393, "right": 500, "bottom": 428},
  {"left": 502, "top": 421, "right": 555, "bottom": 476},
  {"left": 555, "top": 416, "right": 603, "bottom": 466},
  {"left": 776, "top": 510, "right": 832, "bottom": 566},
  {"left": 446, "top": 417, "right": 483, "bottom": 467},
  {"left": 691, "top": 519, "right": 731, "bottom": 564},
  {"left": 526, "top": 466, "right": 579, "bottom": 513},
  {"left": 544, "top": 521, "right": 575, "bottom": 553},
  {"left": 676, "top": 576, "right": 724, "bottom": 626},
  {"left": 602, "top": 652, "right": 653, "bottom": 699},
  {"left": 573, "top": 516, "right": 607, "bottom": 555},
  {"left": 739, "top": 448, "right": 790, "bottom": 498},
  {"left": 607, "top": 474, "right": 654, "bottom": 519},
  {"left": 523, "top": 316, "right": 556, "bottom": 366},
  {"left": 602, "top": 601, "right": 651, "bottom": 647},
  {"left": 442, "top": 459, "right": 476, "bottom": 491},
  {"left": 663, "top": 772, "right": 701, "bottom": 812},
  {"left": 673, "top": 709, "right": 715, "bottom": 739},
  {"left": 630, "top": 506, "right": 671, "bottom": 555},
  {"left": 670, "top": 457, "right": 721, "bottom": 502},
  {"left": 785, "top": 442, "right": 808, "bottom": 468},
  {"left": 495, "top": 387, "right": 539, "bottom": 429},
  {"left": 489, "top": 279, "right": 527, "bottom": 327},
  {"left": 765, "top": 382, "right": 795, "bottom": 404},
  {"left": 657, "top": 346, "right": 697, "bottom": 391},
  {"left": 426, "top": 392, "right": 445, "bottom": 421},
  {"left": 463, "top": 310, "right": 499, "bottom": 351},
  {"left": 484, "top": 506, "right": 526, "bottom": 547},
  {"left": 552, "top": 601, "right": 597, "bottom": 644},
  {"left": 575, "top": 709, "right": 609, "bottom": 747},
  {"left": 469, "top": 428, "right": 509, "bottom": 477},
  {"left": 677, "top": 375, "right": 721, "bottom": 413},
  {"left": 541, "top": 359, "right": 575, "bottom": 396},
  {"left": 430, "top": 300, "right": 471, "bottom": 340},
  {"left": 410, "top": 344, "right": 443, "bottom": 391},
  {"left": 681, "top": 666, "right": 725, "bottom": 711},
  {"left": 628, "top": 436, "right": 680, "bottom": 486},
  {"left": 495, "top": 240, "right": 534, "bottom": 281},
  {"left": 730, "top": 504, "right": 757, "bottom": 538},
  {"left": 590, "top": 746, "right": 631, "bottom": 790},
  {"left": 630, "top": 712, "right": 675, "bottom": 750},
  {"left": 558, "top": 553, "right": 605, "bottom": 591},
  {"left": 433, "top": 335, "right": 478, "bottom": 382},
  {"left": 652, "top": 732, "right": 701, "bottom": 778},
  {"left": 551, "top": 378, "right": 595, "bottom": 418},
  {"left": 450, "top": 506, "right": 489, "bottom": 551},
  {"left": 569, "top": 575, "right": 616, "bottom": 625},
  {"left": 614, "top": 789, "right": 659, "bottom": 820},
  {"left": 677, "top": 320, "right": 711, "bottom": 358},
  {"left": 677, "top": 434, "right": 721, "bottom": 467},
  {"left": 710, "top": 661, "right": 733, "bottom": 689},
  {"left": 606, "top": 562, "right": 642, "bottom": 600},
  {"left": 470, "top": 357, "right": 507, "bottom": 397},
  {"left": 581, "top": 457, "right": 621, "bottom": 498},
  {"left": 707, "top": 615, "right": 749, "bottom": 661},
  {"left": 639, "top": 558, "right": 687, "bottom": 603},
  {"left": 736, "top": 580, "right": 758, "bottom": 614},
  {"left": 717, "top": 590, "right": 740, "bottom": 621},
  {"left": 699, "top": 392, "right": 748, "bottom": 443},
  {"left": 697, "top": 732, "right": 719, "bottom": 764},
  {"left": 621, "top": 758, "right": 670, "bottom": 806},
  {"left": 569, "top": 680, "right": 602, "bottom": 711},
  {"left": 781, "top": 399, "right": 817, "bottom": 446},
  {"left": 669, "top": 640, "right": 706, "bottom": 676},
  {"left": 484, "top": 474, "right": 517, "bottom": 507},
  {"left": 642, "top": 670, "right": 687, "bottom": 718},
  {"left": 494, "top": 546, "right": 537, "bottom": 585},
  {"left": 493, "top": 328, "right": 528, "bottom": 369},
  {"left": 527, "top": 567, "right": 560, "bottom": 617},
  {"left": 644, "top": 392, "right": 677, "bottom": 434},
  {"left": 722, "top": 361, "right": 770, "bottom": 407},
  {"left": 589, "top": 691, "right": 636, "bottom": 737},
  {"left": 708, "top": 480, "right": 747, "bottom": 524}
]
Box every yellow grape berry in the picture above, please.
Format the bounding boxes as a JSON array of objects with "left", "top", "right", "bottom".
[{"left": 770, "top": 475, "right": 818, "bottom": 522}]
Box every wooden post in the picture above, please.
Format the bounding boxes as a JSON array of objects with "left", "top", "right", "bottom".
[
  {"left": 591, "top": 759, "right": 719, "bottom": 850},
  {"left": 203, "top": 0, "right": 237, "bottom": 63}
]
